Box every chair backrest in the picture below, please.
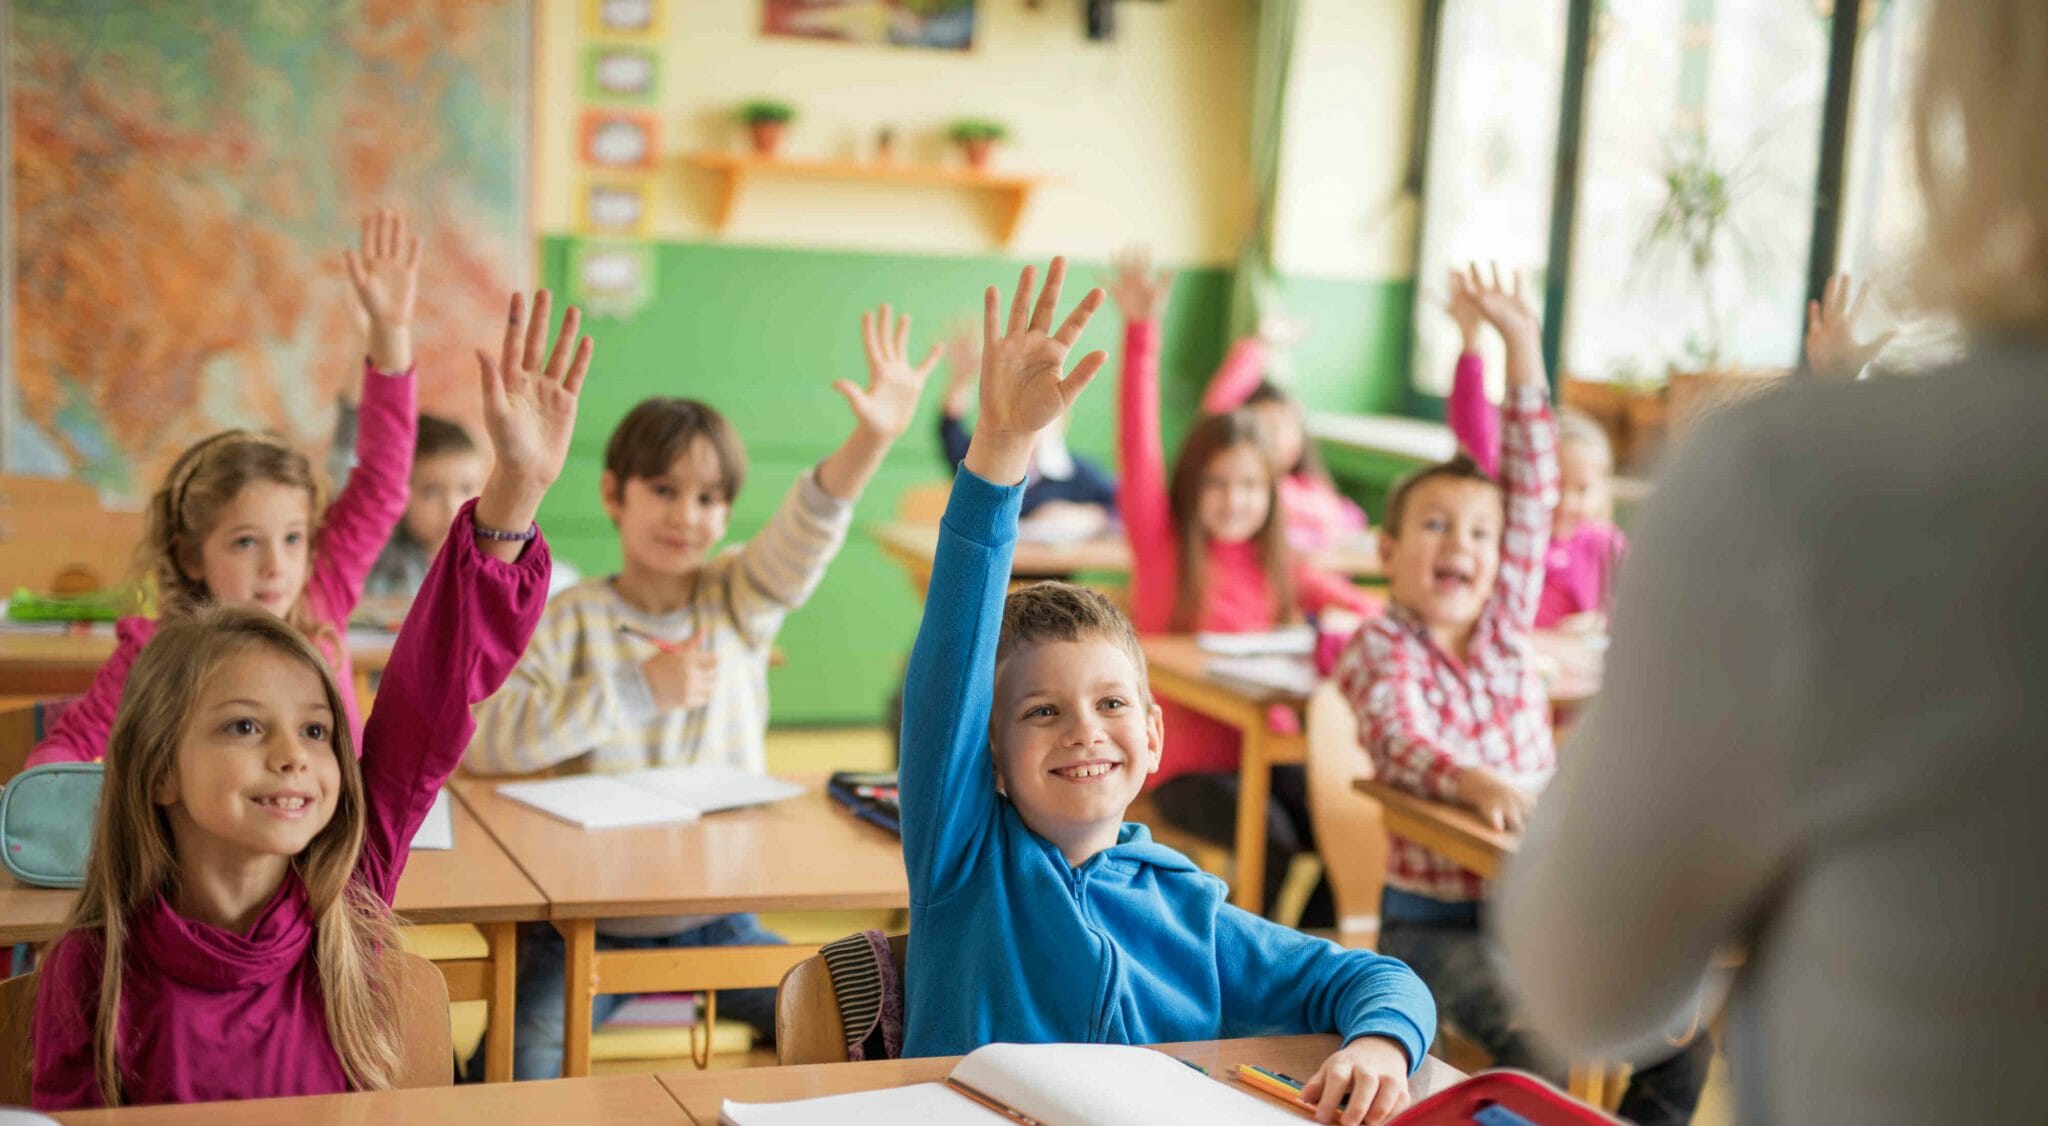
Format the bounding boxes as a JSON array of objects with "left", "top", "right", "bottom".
[
  {"left": 1304, "top": 681, "right": 1386, "bottom": 949},
  {"left": 775, "top": 932, "right": 907, "bottom": 1066},
  {"left": 0, "top": 949, "right": 450, "bottom": 1107},
  {"left": 0, "top": 702, "right": 39, "bottom": 788},
  {"left": 390, "top": 949, "right": 454, "bottom": 1089},
  {"left": 895, "top": 482, "right": 952, "bottom": 524},
  {"left": 0, "top": 971, "right": 35, "bottom": 1106},
  {"left": 0, "top": 474, "right": 144, "bottom": 595}
]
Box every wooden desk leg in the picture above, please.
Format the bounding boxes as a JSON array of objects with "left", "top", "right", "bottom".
[
  {"left": 482, "top": 921, "right": 517, "bottom": 1083},
  {"left": 557, "top": 918, "right": 597, "bottom": 1079},
  {"left": 1567, "top": 1062, "right": 1606, "bottom": 1107},
  {"left": 1232, "top": 729, "right": 1272, "bottom": 914}
]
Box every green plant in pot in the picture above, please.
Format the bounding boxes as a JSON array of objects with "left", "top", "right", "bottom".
[
  {"left": 948, "top": 119, "right": 1009, "bottom": 170},
  {"left": 739, "top": 100, "right": 796, "bottom": 157},
  {"left": 1638, "top": 133, "right": 1763, "bottom": 375}
]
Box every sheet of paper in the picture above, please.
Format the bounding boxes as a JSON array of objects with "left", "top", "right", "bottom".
[
  {"left": 1204, "top": 654, "right": 1320, "bottom": 697},
  {"left": 951, "top": 1043, "right": 1306, "bottom": 1126},
  {"left": 720, "top": 1082, "right": 1003, "bottom": 1125},
  {"left": 496, "top": 775, "right": 699, "bottom": 830},
  {"left": 614, "top": 765, "right": 805, "bottom": 816},
  {"left": 407, "top": 789, "right": 454, "bottom": 850},
  {"left": 1195, "top": 626, "right": 1318, "bottom": 657}
]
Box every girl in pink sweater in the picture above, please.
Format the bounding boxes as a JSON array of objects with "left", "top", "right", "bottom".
[
  {"left": 1110, "top": 248, "right": 1375, "bottom": 922},
  {"left": 29, "top": 212, "right": 427, "bottom": 767},
  {"left": 31, "top": 289, "right": 590, "bottom": 1109}
]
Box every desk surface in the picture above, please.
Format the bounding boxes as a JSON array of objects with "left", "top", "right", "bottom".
[
  {"left": 0, "top": 623, "right": 397, "bottom": 673},
  {"left": 1140, "top": 635, "right": 1312, "bottom": 710},
  {"left": 454, "top": 774, "right": 909, "bottom": 920},
  {"left": 873, "top": 521, "right": 1383, "bottom": 581},
  {"left": 48, "top": 1073, "right": 688, "bottom": 1125},
  {"left": 659, "top": 1036, "right": 1465, "bottom": 1124},
  {"left": 1355, "top": 778, "right": 1518, "bottom": 881},
  {"left": 0, "top": 789, "right": 545, "bottom": 944}
]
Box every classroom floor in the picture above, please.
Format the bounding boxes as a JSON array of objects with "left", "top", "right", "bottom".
[{"left": 483, "top": 725, "right": 1736, "bottom": 1122}]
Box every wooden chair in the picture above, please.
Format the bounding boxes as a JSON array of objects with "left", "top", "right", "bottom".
[
  {"left": 1303, "top": 681, "right": 1385, "bottom": 949},
  {"left": 0, "top": 700, "right": 42, "bottom": 786},
  {"left": 0, "top": 950, "right": 453, "bottom": 1104},
  {"left": 773, "top": 932, "right": 907, "bottom": 1066}
]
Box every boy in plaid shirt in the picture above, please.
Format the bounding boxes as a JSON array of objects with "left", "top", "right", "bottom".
[{"left": 1333, "top": 264, "right": 1708, "bottom": 1126}]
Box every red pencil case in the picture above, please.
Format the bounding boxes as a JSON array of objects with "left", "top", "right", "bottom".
[{"left": 1395, "top": 1069, "right": 1624, "bottom": 1125}]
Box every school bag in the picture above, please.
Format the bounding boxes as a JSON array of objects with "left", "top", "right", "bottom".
[{"left": 0, "top": 762, "right": 102, "bottom": 889}]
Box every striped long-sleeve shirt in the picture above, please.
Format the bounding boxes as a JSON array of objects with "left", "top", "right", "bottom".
[
  {"left": 1334, "top": 385, "right": 1559, "bottom": 902},
  {"left": 463, "top": 469, "right": 854, "bottom": 778}
]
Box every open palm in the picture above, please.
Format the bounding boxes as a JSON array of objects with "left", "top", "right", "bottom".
[
  {"left": 476, "top": 289, "right": 590, "bottom": 489},
  {"left": 1463, "top": 261, "right": 1539, "bottom": 341},
  {"left": 343, "top": 209, "right": 421, "bottom": 328},
  {"left": 1806, "top": 273, "right": 1894, "bottom": 379},
  {"left": 979, "top": 257, "right": 1108, "bottom": 437},
  {"left": 1108, "top": 244, "right": 1173, "bottom": 323},
  {"left": 838, "top": 304, "right": 942, "bottom": 438}
]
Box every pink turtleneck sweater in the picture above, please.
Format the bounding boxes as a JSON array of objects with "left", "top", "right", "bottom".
[
  {"left": 28, "top": 362, "right": 417, "bottom": 768},
  {"left": 31, "top": 501, "right": 550, "bottom": 1110},
  {"left": 1119, "top": 321, "right": 1375, "bottom": 785}
]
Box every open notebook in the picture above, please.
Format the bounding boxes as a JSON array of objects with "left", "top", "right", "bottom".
[
  {"left": 720, "top": 1043, "right": 1306, "bottom": 1125},
  {"left": 496, "top": 765, "right": 805, "bottom": 830}
]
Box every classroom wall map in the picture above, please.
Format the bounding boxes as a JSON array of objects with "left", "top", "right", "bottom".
[{"left": 6, "top": 1, "right": 530, "bottom": 496}]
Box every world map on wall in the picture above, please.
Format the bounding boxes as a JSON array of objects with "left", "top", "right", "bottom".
[{"left": 7, "top": 0, "right": 530, "bottom": 497}]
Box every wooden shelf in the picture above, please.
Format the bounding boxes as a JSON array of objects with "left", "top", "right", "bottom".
[{"left": 685, "top": 151, "right": 1047, "bottom": 244}]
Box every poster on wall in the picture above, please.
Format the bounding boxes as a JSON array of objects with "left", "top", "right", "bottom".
[
  {"left": 4, "top": 1, "right": 533, "bottom": 494},
  {"left": 762, "top": 0, "right": 976, "bottom": 51}
]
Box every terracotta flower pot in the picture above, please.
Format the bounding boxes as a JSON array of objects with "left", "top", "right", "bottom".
[
  {"left": 960, "top": 137, "right": 994, "bottom": 170},
  {"left": 748, "top": 120, "right": 785, "bottom": 157}
]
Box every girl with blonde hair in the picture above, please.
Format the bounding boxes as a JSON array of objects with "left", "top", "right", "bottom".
[{"left": 31, "top": 290, "right": 592, "bottom": 1109}]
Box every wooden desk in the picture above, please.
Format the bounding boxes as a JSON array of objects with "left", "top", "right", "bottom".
[
  {"left": 1353, "top": 778, "right": 1518, "bottom": 882},
  {"left": 455, "top": 774, "right": 910, "bottom": 1079},
  {"left": 1139, "top": 636, "right": 1312, "bottom": 915},
  {"left": 659, "top": 1035, "right": 1466, "bottom": 1124},
  {"left": 48, "top": 1073, "right": 690, "bottom": 1124},
  {"left": 872, "top": 521, "right": 1383, "bottom": 599},
  {"left": 0, "top": 625, "right": 396, "bottom": 703},
  {"left": 0, "top": 791, "right": 543, "bottom": 1083}
]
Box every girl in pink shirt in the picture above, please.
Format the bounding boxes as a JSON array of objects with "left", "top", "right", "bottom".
[
  {"left": 31, "top": 288, "right": 590, "bottom": 1109},
  {"left": 1442, "top": 270, "right": 1626, "bottom": 628},
  {"left": 1110, "top": 248, "right": 1376, "bottom": 922},
  {"left": 29, "top": 213, "right": 425, "bottom": 767},
  {"left": 1199, "top": 327, "right": 1369, "bottom": 552}
]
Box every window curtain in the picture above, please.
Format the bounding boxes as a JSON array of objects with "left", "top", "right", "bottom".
[{"left": 1227, "top": 0, "right": 1301, "bottom": 342}]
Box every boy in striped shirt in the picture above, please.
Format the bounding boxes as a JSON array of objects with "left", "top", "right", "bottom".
[{"left": 463, "top": 306, "right": 939, "bottom": 1079}]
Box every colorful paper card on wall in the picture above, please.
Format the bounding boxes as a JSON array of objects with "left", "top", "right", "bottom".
[
  {"left": 580, "top": 179, "right": 651, "bottom": 235},
  {"left": 586, "top": 0, "right": 664, "bottom": 38},
  {"left": 580, "top": 110, "right": 660, "bottom": 170},
  {"left": 762, "top": 0, "right": 975, "bottom": 51},
  {"left": 570, "top": 241, "right": 656, "bottom": 319},
  {"left": 584, "top": 45, "right": 659, "bottom": 103}
]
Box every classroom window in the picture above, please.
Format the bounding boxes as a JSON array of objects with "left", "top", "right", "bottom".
[{"left": 1408, "top": 0, "right": 1569, "bottom": 398}]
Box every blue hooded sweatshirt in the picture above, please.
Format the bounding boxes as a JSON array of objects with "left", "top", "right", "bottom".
[{"left": 899, "top": 467, "right": 1436, "bottom": 1064}]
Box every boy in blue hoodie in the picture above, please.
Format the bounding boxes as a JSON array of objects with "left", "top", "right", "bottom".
[{"left": 899, "top": 258, "right": 1437, "bottom": 1126}]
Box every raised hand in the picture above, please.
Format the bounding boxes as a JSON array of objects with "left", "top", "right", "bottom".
[
  {"left": 1805, "top": 273, "right": 1894, "bottom": 380},
  {"left": 1462, "top": 262, "right": 1546, "bottom": 390},
  {"left": 1442, "top": 267, "right": 1485, "bottom": 352},
  {"left": 965, "top": 257, "right": 1108, "bottom": 486},
  {"left": 471, "top": 290, "right": 591, "bottom": 552},
  {"left": 344, "top": 209, "right": 422, "bottom": 372},
  {"left": 1108, "top": 244, "right": 1173, "bottom": 323},
  {"left": 837, "top": 304, "right": 942, "bottom": 440},
  {"left": 941, "top": 317, "right": 982, "bottom": 418}
]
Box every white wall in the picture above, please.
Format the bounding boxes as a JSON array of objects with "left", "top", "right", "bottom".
[{"left": 536, "top": 0, "right": 1255, "bottom": 263}]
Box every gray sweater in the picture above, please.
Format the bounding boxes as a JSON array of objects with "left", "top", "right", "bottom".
[{"left": 1495, "top": 340, "right": 2048, "bottom": 1124}]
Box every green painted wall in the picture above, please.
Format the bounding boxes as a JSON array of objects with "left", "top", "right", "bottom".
[{"left": 539, "top": 236, "right": 1414, "bottom": 724}]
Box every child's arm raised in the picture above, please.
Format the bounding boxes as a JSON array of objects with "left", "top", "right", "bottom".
[
  {"left": 1805, "top": 272, "right": 1895, "bottom": 380},
  {"left": 815, "top": 305, "right": 942, "bottom": 501},
  {"left": 1109, "top": 246, "right": 1179, "bottom": 629},
  {"left": 355, "top": 290, "right": 590, "bottom": 900},
  {"left": 901, "top": 259, "right": 1105, "bottom": 902},
  {"left": 1465, "top": 263, "right": 1558, "bottom": 634},
  {"left": 309, "top": 211, "right": 423, "bottom": 623},
  {"left": 1443, "top": 267, "right": 1502, "bottom": 477}
]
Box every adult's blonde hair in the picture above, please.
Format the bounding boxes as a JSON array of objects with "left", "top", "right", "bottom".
[
  {"left": 1909, "top": 0, "right": 2048, "bottom": 330},
  {"left": 61, "top": 607, "right": 399, "bottom": 1105},
  {"left": 140, "top": 431, "right": 334, "bottom": 647}
]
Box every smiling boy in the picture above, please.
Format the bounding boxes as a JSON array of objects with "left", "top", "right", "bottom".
[{"left": 901, "top": 259, "right": 1435, "bottom": 1126}]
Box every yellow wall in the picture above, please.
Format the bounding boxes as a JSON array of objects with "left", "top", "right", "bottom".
[{"left": 536, "top": 0, "right": 1255, "bottom": 264}]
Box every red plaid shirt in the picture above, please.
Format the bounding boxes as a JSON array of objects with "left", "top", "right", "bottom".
[{"left": 1335, "top": 386, "right": 1559, "bottom": 902}]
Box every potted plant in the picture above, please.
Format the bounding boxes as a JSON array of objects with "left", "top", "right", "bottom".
[
  {"left": 948, "top": 118, "right": 1009, "bottom": 170},
  {"left": 738, "top": 100, "right": 795, "bottom": 157}
]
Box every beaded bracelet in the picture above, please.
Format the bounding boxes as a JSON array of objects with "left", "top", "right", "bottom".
[{"left": 472, "top": 521, "right": 538, "bottom": 542}]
